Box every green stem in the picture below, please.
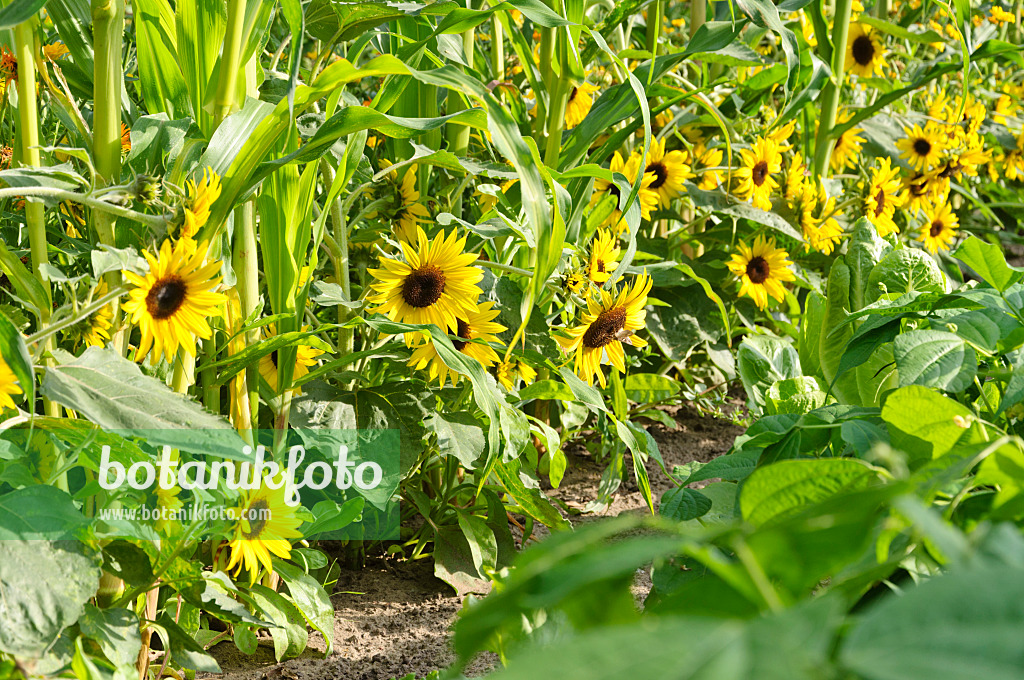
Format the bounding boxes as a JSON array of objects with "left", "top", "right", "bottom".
[
  {"left": 543, "top": 77, "right": 568, "bottom": 167},
  {"left": 0, "top": 187, "right": 168, "bottom": 228},
  {"left": 213, "top": 0, "right": 247, "bottom": 126},
  {"left": 491, "top": 13, "right": 504, "bottom": 80},
  {"left": 690, "top": 0, "right": 707, "bottom": 38},
  {"left": 234, "top": 198, "right": 260, "bottom": 430},
  {"left": 645, "top": 0, "right": 663, "bottom": 55},
  {"left": 445, "top": 10, "right": 475, "bottom": 220},
  {"left": 811, "top": 0, "right": 854, "bottom": 179},
  {"left": 319, "top": 159, "right": 353, "bottom": 357}
]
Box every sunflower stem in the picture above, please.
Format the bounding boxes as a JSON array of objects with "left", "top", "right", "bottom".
[
  {"left": 645, "top": 0, "right": 663, "bottom": 56},
  {"left": 445, "top": 5, "right": 475, "bottom": 220},
  {"left": 171, "top": 349, "right": 194, "bottom": 394},
  {"left": 811, "top": 0, "right": 854, "bottom": 179},
  {"left": 13, "top": 15, "right": 59, "bottom": 420},
  {"left": 319, "top": 159, "right": 353, "bottom": 358},
  {"left": 491, "top": 12, "right": 504, "bottom": 80},
  {"left": 91, "top": 0, "right": 126, "bottom": 353},
  {"left": 213, "top": 0, "right": 247, "bottom": 126}
]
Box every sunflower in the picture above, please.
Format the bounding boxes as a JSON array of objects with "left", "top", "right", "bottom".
[
  {"left": 258, "top": 326, "right": 326, "bottom": 396},
  {"left": 225, "top": 477, "right": 303, "bottom": 584},
  {"left": 783, "top": 151, "right": 809, "bottom": 200},
  {"left": 0, "top": 352, "right": 22, "bottom": 411},
  {"left": 122, "top": 239, "right": 226, "bottom": 364},
  {"left": 181, "top": 167, "right": 222, "bottom": 239},
  {"left": 565, "top": 82, "right": 600, "bottom": 129},
  {"left": 557, "top": 273, "right": 651, "bottom": 388},
  {"left": 1003, "top": 131, "right": 1024, "bottom": 181},
  {"left": 367, "top": 226, "right": 483, "bottom": 333},
  {"left": 59, "top": 201, "right": 85, "bottom": 238},
  {"left": 726, "top": 236, "right": 796, "bottom": 310},
  {"left": 562, "top": 268, "right": 587, "bottom": 295},
  {"left": 66, "top": 280, "right": 114, "bottom": 349},
  {"left": 0, "top": 145, "right": 12, "bottom": 170},
  {"left": 863, "top": 157, "right": 905, "bottom": 237},
  {"left": 896, "top": 123, "right": 946, "bottom": 172},
  {"left": 845, "top": 22, "right": 887, "bottom": 78},
  {"left": 902, "top": 169, "right": 948, "bottom": 214},
  {"left": 734, "top": 136, "right": 782, "bottom": 211},
  {"left": 830, "top": 110, "right": 864, "bottom": 172},
  {"left": 807, "top": 185, "right": 845, "bottom": 255},
  {"left": 377, "top": 160, "right": 431, "bottom": 243},
  {"left": 636, "top": 138, "right": 691, "bottom": 206},
  {"left": 120, "top": 122, "right": 131, "bottom": 155},
  {"left": 768, "top": 120, "right": 797, "bottom": 152},
  {"left": 589, "top": 152, "right": 659, "bottom": 235},
  {"left": 587, "top": 229, "right": 621, "bottom": 284},
  {"left": 919, "top": 202, "right": 959, "bottom": 253},
  {"left": 692, "top": 143, "right": 724, "bottom": 190},
  {"left": 989, "top": 6, "right": 1016, "bottom": 24},
  {"left": 407, "top": 300, "right": 506, "bottom": 387},
  {"left": 497, "top": 358, "right": 537, "bottom": 391},
  {"left": 42, "top": 43, "right": 69, "bottom": 61}
]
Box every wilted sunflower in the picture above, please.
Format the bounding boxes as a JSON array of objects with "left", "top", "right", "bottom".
[
  {"left": 590, "top": 152, "right": 659, "bottom": 235},
  {"left": 896, "top": 123, "right": 946, "bottom": 172},
  {"left": 0, "top": 352, "right": 21, "bottom": 411},
  {"left": 66, "top": 280, "right": 113, "bottom": 349},
  {"left": 181, "top": 168, "right": 222, "bottom": 239},
  {"left": 734, "top": 136, "right": 782, "bottom": 211},
  {"left": 587, "top": 229, "right": 621, "bottom": 285},
  {"left": 225, "top": 478, "right": 303, "bottom": 584},
  {"left": 407, "top": 300, "right": 506, "bottom": 387},
  {"left": 378, "top": 160, "right": 431, "bottom": 243},
  {"left": 367, "top": 226, "right": 483, "bottom": 333},
  {"left": 863, "top": 158, "right": 905, "bottom": 237},
  {"left": 258, "top": 326, "right": 326, "bottom": 396},
  {"left": 919, "top": 202, "right": 959, "bottom": 253},
  {"left": 0, "top": 47, "right": 16, "bottom": 95},
  {"left": 122, "top": 239, "right": 226, "bottom": 364},
  {"left": 726, "top": 236, "right": 796, "bottom": 310},
  {"left": 0, "top": 146, "right": 12, "bottom": 170},
  {"left": 845, "top": 22, "right": 887, "bottom": 78},
  {"left": 637, "top": 137, "right": 691, "bottom": 207},
  {"left": 497, "top": 358, "right": 537, "bottom": 391},
  {"left": 830, "top": 110, "right": 864, "bottom": 172},
  {"left": 565, "top": 82, "right": 599, "bottom": 129},
  {"left": 557, "top": 272, "right": 652, "bottom": 388}
]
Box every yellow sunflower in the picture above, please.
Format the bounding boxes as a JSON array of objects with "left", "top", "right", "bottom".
[
  {"left": 734, "top": 136, "right": 782, "bottom": 211},
  {"left": 122, "top": 239, "right": 226, "bottom": 364},
  {"left": 367, "top": 226, "right": 483, "bottom": 333},
  {"left": 587, "top": 229, "right": 621, "bottom": 284},
  {"left": 590, "top": 152, "right": 659, "bottom": 235},
  {"left": 919, "top": 202, "right": 959, "bottom": 253},
  {"left": 407, "top": 300, "right": 506, "bottom": 387},
  {"left": 557, "top": 273, "right": 651, "bottom": 388},
  {"left": 59, "top": 201, "right": 85, "bottom": 238},
  {"left": 863, "top": 158, "right": 905, "bottom": 237},
  {"left": 258, "top": 326, "right": 326, "bottom": 396},
  {"left": 902, "top": 170, "right": 948, "bottom": 214},
  {"left": 845, "top": 22, "right": 887, "bottom": 78},
  {"left": 497, "top": 358, "right": 537, "bottom": 391},
  {"left": 1003, "top": 131, "right": 1024, "bottom": 181},
  {"left": 692, "top": 143, "right": 724, "bottom": 190},
  {"left": 637, "top": 137, "right": 691, "bottom": 206},
  {"left": 784, "top": 151, "right": 809, "bottom": 200},
  {"left": 181, "top": 168, "right": 222, "bottom": 240},
  {"left": 225, "top": 478, "right": 303, "bottom": 584},
  {"left": 726, "top": 236, "right": 796, "bottom": 310},
  {"left": 896, "top": 123, "right": 946, "bottom": 172},
  {"left": 565, "top": 82, "right": 600, "bottom": 129},
  {"left": 0, "top": 352, "right": 22, "bottom": 411},
  {"left": 41, "top": 43, "right": 69, "bottom": 61},
  {"left": 378, "top": 160, "right": 431, "bottom": 243},
  {"left": 66, "top": 280, "right": 114, "bottom": 349},
  {"left": 807, "top": 185, "right": 845, "bottom": 255},
  {"left": 120, "top": 122, "right": 131, "bottom": 156},
  {"left": 830, "top": 110, "right": 864, "bottom": 172}
]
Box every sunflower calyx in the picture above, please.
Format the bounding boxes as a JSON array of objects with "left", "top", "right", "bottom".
[{"left": 130, "top": 174, "right": 162, "bottom": 205}]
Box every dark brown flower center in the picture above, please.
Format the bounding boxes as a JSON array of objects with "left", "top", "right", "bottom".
[
  {"left": 873, "top": 189, "right": 886, "bottom": 217},
  {"left": 401, "top": 265, "right": 446, "bottom": 308},
  {"left": 596, "top": 258, "right": 606, "bottom": 273},
  {"left": 746, "top": 256, "right": 771, "bottom": 284},
  {"left": 270, "top": 350, "right": 278, "bottom": 367},
  {"left": 752, "top": 161, "right": 769, "bottom": 187},
  {"left": 852, "top": 35, "right": 875, "bottom": 66},
  {"left": 930, "top": 220, "right": 944, "bottom": 237},
  {"left": 582, "top": 307, "right": 627, "bottom": 349},
  {"left": 145, "top": 277, "right": 187, "bottom": 320},
  {"left": 646, "top": 162, "right": 669, "bottom": 189},
  {"left": 241, "top": 498, "right": 270, "bottom": 539},
  {"left": 569, "top": 86, "right": 578, "bottom": 101},
  {"left": 451, "top": 318, "right": 471, "bottom": 352},
  {"left": 913, "top": 138, "right": 931, "bottom": 157}
]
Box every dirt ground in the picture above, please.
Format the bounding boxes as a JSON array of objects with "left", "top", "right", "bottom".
[{"left": 207, "top": 403, "right": 745, "bottom": 680}]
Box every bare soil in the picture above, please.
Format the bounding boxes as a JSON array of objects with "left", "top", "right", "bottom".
[{"left": 207, "top": 403, "right": 745, "bottom": 680}]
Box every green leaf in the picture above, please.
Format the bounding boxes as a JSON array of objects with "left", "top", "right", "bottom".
[
  {"left": 39, "top": 348, "right": 249, "bottom": 460},
  {"left": 880, "top": 385, "right": 972, "bottom": 459},
  {"left": 433, "top": 524, "right": 489, "bottom": 596},
  {"left": 0, "top": 0, "right": 47, "bottom": 30},
  {"left": 0, "top": 485, "right": 89, "bottom": 540},
  {"left": 134, "top": 0, "right": 192, "bottom": 119},
  {"left": 765, "top": 377, "right": 828, "bottom": 416},
  {"left": 623, "top": 373, "right": 680, "bottom": 403},
  {"left": 517, "top": 379, "right": 576, "bottom": 402},
  {"left": 153, "top": 613, "right": 221, "bottom": 672},
  {"left": 865, "top": 249, "right": 945, "bottom": 305},
  {"left": 0, "top": 540, "right": 102, "bottom": 658},
  {"left": 273, "top": 561, "right": 335, "bottom": 656},
  {"left": 893, "top": 330, "right": 977, "bottom": 393},
  {"left": 660, "top": 487, "right": 712, "bottom": 521},
  {"left": 739, "top": 459, "right": 878, "bottom": 526},
  {"left": 737, "top": 336, "right": 802, "bottom": 410},
  {"left": 841, "top": 564, "right": 1024, "bottom": 680},
  {"left": 245, "top": 586, "right": 307, "bottom": 661},
  {"left": 78, "top": 605, "right": 141, "bottom": 674},
  {"left": 856, "top": 16, "right": 945, "bottom": 44},
  {"left": 953, "top": 236, "right": 1023, "bottom": 292},
  {"left": 0, "top": 311, "right": 32, "bottom": 409},
  {"left": 427, "top": 411, "right": 486, "bottom": 468}
]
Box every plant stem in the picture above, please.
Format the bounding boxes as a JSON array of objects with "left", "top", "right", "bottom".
[
  {"left": 13, "top": 16, "right": 59, "bottom": 419},
  {"left": 491, "top": 13, "right": 504, "bottom": 80},
  {"left": 445, "top": 8, "right": 475, "bottom": 220},
  {"left": 811, "top": 0, "right": 854, "bottom": 178},
  {"left": 213, "top": 0, "right": 247, "bottom": 126},
  {"left": 690, "top": 0, "right": 707, "bottom": 37},
  {"left": 0, "top": 186, "right": 168, "bottom": 228},
  {"left": 645, "top": 0, "right": 663, "bottom": 55},
  {"left": 319, "top": 159, "right": 353, "bottom": 357}
]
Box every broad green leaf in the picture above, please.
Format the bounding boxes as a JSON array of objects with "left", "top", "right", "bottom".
[
  {"left": 893, "top": 330, "right": 977, "bottom": 393},
  {"left": 245, "top": 586, "right": 307, "bottom": 661},
  {"left": 623, "top": 373, "right": 680, "bottom": 403},
  {"left": 880, "top": 385, "right": 972, "bottom": 459},
  {"left": 740, "top": 459, "right": 878, "bottom": 526},
  {"left": 78, "top": 606, "right": 141, "bottom": 675},
  {"left": 660, "top": 487, "right": 712, "bottom": 521},
  {"left": 273, "top": 561, "right": 335, "bottom": 656},
  {"left": 152, "top": 614, "right": 221, "bottom": 671},
  {"left": 427, "top": 411, "right": 486, "bottom": 468},
  {"left": 433, "top": 523, "right": 489, "bottom": 595},
  {"left": 866, "top": 249, "right": 946, "bottom": 305},
  {"left": 953, "top": 236, "right": 1023, "bottom": 292},
  {"left": 0, "top": 540, "right": 102, "bottom": 658},
  {"left": 0, "top": 485, "right": 89, "bottom": 540},
  {"left": 765, "top": 377, "right": 828, "bottom": 415},
  {"left": 134, "top": 0, "right": 192, "bottom": 119},
  {"left": 737, "top": 335, "right": 802, "bottom": 410},
  {"left": 0, "top": 311, "right": 32, "bottom": 409},
  {"left": 841, "top": 564, "right": 1024, "bottom": 680}
]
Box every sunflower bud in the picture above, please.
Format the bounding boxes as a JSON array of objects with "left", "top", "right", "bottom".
[{"left": 131, "top": 174, "right": 162, "bottom": 204}]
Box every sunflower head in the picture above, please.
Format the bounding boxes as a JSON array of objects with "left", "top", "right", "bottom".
[
  {"left": 896, "top": 123, "right": 947, "bottom": 173},
  {"left": 587, "top": 229, "right": 621, "bottom": 284},
  {"left": 565, "top": 82, "right": 600, "bottom": 129},
  {"left": 0, "top": 351, "right": 22, "bottom": 411},
  {"left": 407, "top": 300, "right": 506, "bottom": 387},
  {"left": 122, "top": 239, "right": 227, "bottom": 364},
  {"left": 181, "top": 168, "right": 223, "bottom": 240},
  {"left": 726, "top": 236, "right": 796, "bottom": 310},
  {"left": 226, "top": 478, "right": 303, "bottom": 584},
  {"left": 920, "top": 202, "right": 959, "bottom": 254},
  {"left": 863, "top": 157, "right": 905, "bottom": 237},
  {"left": 845, "top": 23, "right": 887, "bottom": 78}
]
